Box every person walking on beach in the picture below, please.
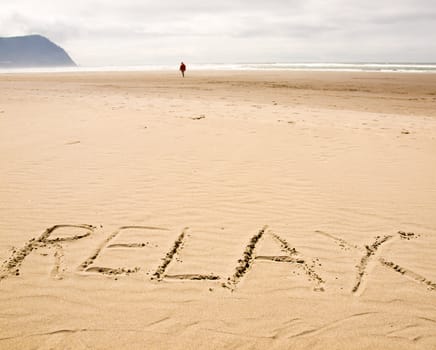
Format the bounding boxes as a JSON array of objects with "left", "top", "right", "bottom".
[{"left": 179, "top": 62, "right": 186, "bottom": 77}]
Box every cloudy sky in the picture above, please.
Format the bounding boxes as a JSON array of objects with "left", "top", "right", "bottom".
[{"left": 1, "top": 0, "right": 435, "bottom": 66}]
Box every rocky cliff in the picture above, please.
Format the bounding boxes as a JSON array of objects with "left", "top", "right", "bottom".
[{"left": 0, "top": 35, "right": 76, "bottom": 68}]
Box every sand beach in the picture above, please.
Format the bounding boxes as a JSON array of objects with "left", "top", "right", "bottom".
[{"left": 0, "top": 70, "right": 435, "bottom": 349}]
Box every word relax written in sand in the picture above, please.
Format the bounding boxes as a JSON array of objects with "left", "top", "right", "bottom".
[{"left": 0, "top": 224, "right": 434, "bottom": 294}]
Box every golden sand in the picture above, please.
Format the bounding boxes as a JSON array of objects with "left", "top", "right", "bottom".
[{"left": 0, "top": 71, "right": 435, "bottom": 349}]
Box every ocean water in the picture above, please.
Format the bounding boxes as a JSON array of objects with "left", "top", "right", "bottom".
[{"left": 1, "top": 62, "right": 436, "bottom": 74}]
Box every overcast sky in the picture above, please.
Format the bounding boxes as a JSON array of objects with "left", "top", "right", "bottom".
[{"left": 1, "top": 0, "right": 435, "bottom": 66}]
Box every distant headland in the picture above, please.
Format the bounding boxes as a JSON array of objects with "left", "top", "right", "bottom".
[{"left": 0, "top": 34, "right": 76, "bottom": 68}]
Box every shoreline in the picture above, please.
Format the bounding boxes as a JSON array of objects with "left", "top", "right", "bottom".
[{"left": 1, "top": 61, "right": 436, "bottom": 75}]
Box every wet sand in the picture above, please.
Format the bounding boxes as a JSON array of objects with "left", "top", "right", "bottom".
[{"left": 0, "top": 70, "right": 436, "bottom": 349}]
